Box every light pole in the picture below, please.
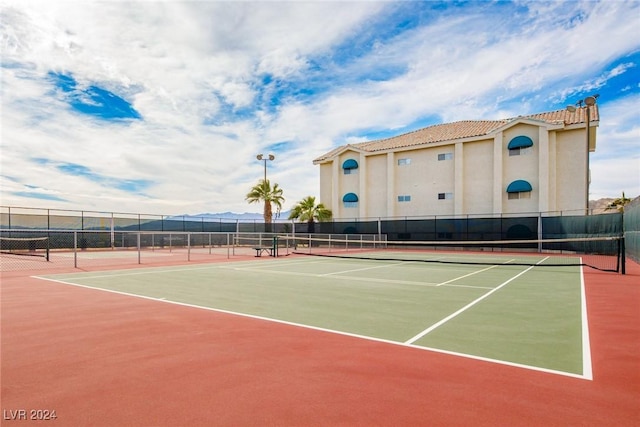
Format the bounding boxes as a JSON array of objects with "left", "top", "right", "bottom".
[
  {"left": 567, "top": 94, "right": 599, "bottom": 215},
  {"left": 256, "top": 154, "right": 275, "bottom": 183}
]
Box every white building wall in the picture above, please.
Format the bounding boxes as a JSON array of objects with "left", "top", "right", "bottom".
[
  {"left": 316, "top": 120, "right": 591, "bottom": 218},
  {"left": 365, "top": 154, "right": 388, "bottom": 219},
  {"left": 391, "top": 145, "right": 456, "bottom": 217},
  {"left": 556, "top": 129, "right": 587, "bottom": 212},
  {"left": 359, "top": 152, "right": 367, "bottom": 218},
  {"left": 502, "top": 124, "right": 539, "bottom": 213},
  {"left": 493, "top": 132, "right": 503, "bottom": 213},
  {"left": 319, "top": 163, "right": 333, "bottom": 211},
  {"left": 338, "top": 151, "right": 360, "bottom": 218},
  {"left": 462, "top": 139, "right": 494, "bottom": 215},
  {"left": 454, "top": 143, "right": 464, "bottom": 215},
  {"left": 547, "top": 132, "right": 558, "bottom": 212},
  {"left": 538, "top": 127, "right": 550, "bottom": 213},
  {"left": 386, "top": 153, "right": 395, "bottom": 217}
]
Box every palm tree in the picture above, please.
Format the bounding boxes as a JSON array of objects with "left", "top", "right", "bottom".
[
  {"left": 288, "top": 196, "right": 332, "bottom": 233},
  {"left": 246, "top": 179, "right": 285, "bottom": 232},
  {"left": 605, "top": 192, "right": 632, "bottom": 213}
]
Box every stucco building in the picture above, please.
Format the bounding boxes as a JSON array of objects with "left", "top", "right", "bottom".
[{"left": 313, "top": 107, "right": 598, "bottom": 219}]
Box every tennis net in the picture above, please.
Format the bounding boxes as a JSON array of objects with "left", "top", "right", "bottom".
[
  {"left": 0, "top": 236, "right": 50, "bottom": 261},
  {"left": 277, "top": 235, "right": 624, "bottom": 272}
]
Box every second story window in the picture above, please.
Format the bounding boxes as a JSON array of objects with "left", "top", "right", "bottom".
[
  {"left": 397, "top": 158, "right": 411, "bottom": 166},
  {"left": 342, "top": 159, "right": 359, "bottom": 174},
  {"left": 507, "top": 136, "right": 533, "bottom": 156},
  {"left": 342, "top": 192, "right": 359, "bottom": 208},
  {"left": 437, "top": 153, "right": 453, "bottom": 161},
  {"left": 506, "top": 180, "right": 533, "bottom": 200}
]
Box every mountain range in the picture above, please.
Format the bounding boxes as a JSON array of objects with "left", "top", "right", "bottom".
[
  {"left": 177, "top": 211, "right": 292, "bottom": 221},
  {"left": 177, "top": 197, "right": 629, "bottom": 221}
]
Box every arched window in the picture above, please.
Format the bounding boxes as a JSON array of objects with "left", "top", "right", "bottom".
[
  {"left": 342, "top": 159, "right": 358, "bottom": 175},
  {"left": 508, "top": 136, "right": 533, "bottom": 156},
  {"left": 342, "top": 192, "right": 358, "bottom": 208},
  {"left": 506, "top": 180, "right": 533, "bottom": 199}
]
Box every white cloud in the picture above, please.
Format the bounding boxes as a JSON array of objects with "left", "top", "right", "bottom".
[
  {"left": 590, "top": 93, "right": 640, "bottom": 199},
  {"left": 1, "top": 0, "right": 639, "bottom": 216}
]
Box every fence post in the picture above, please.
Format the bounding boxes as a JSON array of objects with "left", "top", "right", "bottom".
[
  {"left": 538, "top": 212, "right": 542, "bottom": 252},
  {"left": 620, "top": 237, "right": 626, "bottom": 275},
  {"left": 110, "top": 213, "right": 115, "bottom": 249},
  {"left": 74, "top": 231, "right": 78, "bottom": 268}
]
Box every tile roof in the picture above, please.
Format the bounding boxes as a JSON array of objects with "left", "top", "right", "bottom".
[{"left": 314, "top": 106, "right": 599, "bottom": 163}]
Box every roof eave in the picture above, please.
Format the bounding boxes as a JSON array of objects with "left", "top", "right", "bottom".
[{"left": 312, "top": 144, "right": 368, "bottom": 164}]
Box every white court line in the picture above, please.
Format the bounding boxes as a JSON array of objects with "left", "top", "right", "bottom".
[
  {"left": 224, "top": 260, "right": 495, "bottom": 289},
  {"left": 37, "top": 257, "right": 325, "bottom": 281},
  {"left": 32, "top": 272, "right": 590, "bottom": 380},
  {"left": 225, "top": 266, "right": 446, "bottom": 287},
  {"left": 435, "top": 261, "right": 514, "bottom": 286},
  {"left": 39, "top": 264, "right": 225, "bottom": 281},
  {"left": 404, "top": 257, "right": 550, "bottom": 345},
  {"left": 580, "top": 262, "right": 593, "bottom": 380},
  {"left": 319, "top": 261, "right": 404, "bottom": 276}
]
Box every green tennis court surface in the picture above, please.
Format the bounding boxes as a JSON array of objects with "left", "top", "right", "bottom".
[{"left": 36, "top": 254, "right": 589, "bottom": 378}]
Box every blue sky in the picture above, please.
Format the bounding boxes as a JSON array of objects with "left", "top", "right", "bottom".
[{"left": 1, "top": 0, "right": 639, "bottom": 215}]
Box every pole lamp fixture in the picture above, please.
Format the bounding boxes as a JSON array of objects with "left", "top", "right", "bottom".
[
  {"left": 256, "top": 154, "right": 275, "bottom": 183},
  {"left": 567, "top": 94, "right": 599, "bottom": 215}
]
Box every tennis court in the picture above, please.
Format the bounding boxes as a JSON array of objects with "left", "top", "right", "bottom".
[
  {"left": 2, "top": 238, "right": 639, "bottom": 426},
  {"left": 34, "top": 252, "right": 591, "bottom": 378}
]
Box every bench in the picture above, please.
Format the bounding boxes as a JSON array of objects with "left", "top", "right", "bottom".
[{"left": 253, "top": 246, "right": 274, "bottom": 257}]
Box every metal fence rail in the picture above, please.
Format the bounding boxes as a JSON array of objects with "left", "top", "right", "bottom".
[{"left": 0, "top": 230, "right": 386, "bottom": 271}]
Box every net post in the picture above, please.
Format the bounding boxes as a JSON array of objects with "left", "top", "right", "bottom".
[
  {"left": 45, "top": 237, "right": 50, "bottom": 262},
  {"left": 137, "top": 232, "right": 141, "bottom": 264},
  {"left": 272, "top": 236, "right": 277, "bottom": 257},
  {"left": 187, "top": 232, "right": 191, "bottom": 262}
]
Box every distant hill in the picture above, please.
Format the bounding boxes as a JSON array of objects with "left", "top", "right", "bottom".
[
  {"left": 174, "top": 211, "right": 292, "bottom": 221},
  {"left": 177, "top": 199, "right": 633, "bottom": 220},
  {"left": 589, "top": 198, "right": 616, "bottom": 214},
  {"left": 590, "top": 196, "right": 639, "bottom": 214}
]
